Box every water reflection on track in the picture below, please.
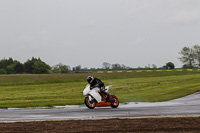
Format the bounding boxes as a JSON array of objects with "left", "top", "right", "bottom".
[{"left": 0, "top": 92, "right": 200, "bottom": 122}]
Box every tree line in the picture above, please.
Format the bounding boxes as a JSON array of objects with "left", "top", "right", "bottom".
[
  {"left": 0, "top": 57, "right": 69, "bottom": 74},
  {"left": 101, "top": 62, "right": 175, "bottom": 70},
  {"left": 0, "top": 57, "right": 175, "bottom": 74},
  {"left": 0, "top": 44, "right": 199, "bottom": 74}
]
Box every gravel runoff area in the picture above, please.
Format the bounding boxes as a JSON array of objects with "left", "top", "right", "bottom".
[{"left": 0, "top": 116, "right": 200, "bottom": 133}]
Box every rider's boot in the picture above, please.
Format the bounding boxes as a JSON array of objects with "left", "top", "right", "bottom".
[
  {"left": 106, "top": 94, "right": 111, "bottom": 102},
  {"left": 102, "top": 91, "right": 110, "bottom": 102}
]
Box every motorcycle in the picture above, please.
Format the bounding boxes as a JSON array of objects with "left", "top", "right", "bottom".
[{"left": 83, "top": 84, "right": 119, "bottom": 109}]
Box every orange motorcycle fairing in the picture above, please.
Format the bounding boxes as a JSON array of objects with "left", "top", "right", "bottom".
[{"left": 96, "top": 101, "right": 111, "bottom": 107}]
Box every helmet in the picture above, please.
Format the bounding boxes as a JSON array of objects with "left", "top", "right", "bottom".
[{"left": 87, "top": 76, "right": 94, "bottom": 83}]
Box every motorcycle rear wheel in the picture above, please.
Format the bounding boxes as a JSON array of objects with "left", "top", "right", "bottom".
[
  {"left": 84, "top": 96, "right": 96, "bottom": 109},
  {"left": 110, "top": 95, "right": 119, "bottom": 108}
]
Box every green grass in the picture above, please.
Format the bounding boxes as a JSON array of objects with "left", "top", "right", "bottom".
[{"left": 0, "top": 71, "right": 200, "bottom": 108}]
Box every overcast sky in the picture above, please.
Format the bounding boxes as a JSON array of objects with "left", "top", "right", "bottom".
[{"left": 0, "top": 0, "right": 200, "bottom": 68}]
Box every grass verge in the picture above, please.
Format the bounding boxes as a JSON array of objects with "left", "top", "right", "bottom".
[{"left": 0, "top": 71, "right": 200, "bottom": 108}]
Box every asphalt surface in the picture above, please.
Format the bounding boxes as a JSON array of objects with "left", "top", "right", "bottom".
[{"left": 0, "top": 92, "right": 200, "bottom": 122}]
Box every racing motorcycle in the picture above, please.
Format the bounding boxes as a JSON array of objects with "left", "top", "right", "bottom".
[{"left": 83, "top": 84, "right": 119, "bottom": 109}]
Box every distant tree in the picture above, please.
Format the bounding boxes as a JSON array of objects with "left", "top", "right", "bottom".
[
  {"left": 182, "top": 64, "right": 191, "bottom": 69},
  {"left": 73, "top": 65, "right": 81, "bottom": 72},
  {"left": 152, "top": 64, "right": 157, "bottom": 69},
  {"left": 83, "top": 67, "right": 88, "bottom": 70},
  {"left": 24, "top": 57, "right": 38, "bottom": 73},
  {"left": 52, "top": 65, "right": 60, "bottom": 73},
  {"left": 6, "top": 64, "right": 15, "bottom": 74},
  {"left": 76, "top": 65, "right": 81, "bottom": 71},
  {"left": 179, "top": 45, "right": 200, "bottom": 68},
  {"left": 121, "top": 64, "right": 130, "bottom": 69},
  {"left": 193, "top": 44, "right": 200, "bottom": 67},
  {"left": 24, "top": 57, "right": 51, "bottom": 74},
  {"left": 59, "top": 65, "right": 69, "bottom": 73},
  {"left": 0, "top": 58, "right": 24, "bottom": 74},
  {"left": 102, "top": 62, "right": 111, "bottom": 69},
  {"left": 0, "top": 58, "right": 14, "bottom": 70},
  {"left": 0, "top": 59, "right": 7, "bottom": 71},
  {"left": 162, "top": 65, "right": 167, "bottom": 69},
  {"left": 179, "top": 47, "right": 196, "bottom": 68},
  {"left": 32, "top": 60, "right": 51, "bottom": 74},
  {"left": 111, "top": 63, "right": 121, "bottom": 70},
  {"left": 166, "top": 62, "right": 175, "bottom": 69},
  {"left": 52, "top": 63, "right": 70, "bottom": 73},
  {"left": 13, "top": 61, "right": 24, "bottom": 73},
  {"left": 0, "top": 57, "right": 52, "bottom": 74},
  {"left": 90, "top": 68, "right": 96, "bottom": 70},
  {"left": 0, "top": 68, "right": 6, "bottom": 74}
]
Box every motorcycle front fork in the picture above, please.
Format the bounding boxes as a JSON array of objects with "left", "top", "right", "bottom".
[{"left": 88, "top": 95, "right": 94, "bottom": 102}]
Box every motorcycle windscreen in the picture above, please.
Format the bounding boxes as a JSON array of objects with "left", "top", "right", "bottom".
[
  {"left": 89, "top": 88, "right": 102, "bottom": 103},
  {"left": 105, "top": 85, "right": 112, "bottom": 93}
]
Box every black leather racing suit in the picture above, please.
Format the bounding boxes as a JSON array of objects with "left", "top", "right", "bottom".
[
  {"left": 90, "top": 77, "right": 111, "bottom": 101},
  {"left": 90, "top": 77, "right": 105, "bottom": 92}
]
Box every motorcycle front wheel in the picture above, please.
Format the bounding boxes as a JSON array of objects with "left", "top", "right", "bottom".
[
  {"left": 84, "top": 96, "right": 96, "bottom": 109},
  {"left": 110, "top": 95, "right": 119, "bottom": 108}
]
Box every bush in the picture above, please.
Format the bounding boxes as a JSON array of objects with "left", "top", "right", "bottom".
[{"left": 0, "top": 69, "right": 7, "bottom": 74}]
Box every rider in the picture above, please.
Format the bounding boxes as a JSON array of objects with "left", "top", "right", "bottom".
[{"left": 87, "top": 76, "right": 110, "bottom": 101}]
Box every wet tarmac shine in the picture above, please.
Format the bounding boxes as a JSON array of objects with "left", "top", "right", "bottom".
[{"left": 0, "top": 92, "right": 200, "bottom": 122}]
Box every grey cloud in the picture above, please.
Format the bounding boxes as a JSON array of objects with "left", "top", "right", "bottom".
[{"left": 0, "top": 0, "right": 200, "bottom": 68}]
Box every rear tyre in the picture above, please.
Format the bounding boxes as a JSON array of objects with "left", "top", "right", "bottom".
[
  {"left": 110, "top": 95, "right": 119, "bottom": 108},
  {"left": 84, "top": 96, "right": 96, "bottom": 109}
]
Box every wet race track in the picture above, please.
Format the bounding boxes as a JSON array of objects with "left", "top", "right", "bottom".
[{"left": 0, "top": 92, "right": 200, "bottom": 122}]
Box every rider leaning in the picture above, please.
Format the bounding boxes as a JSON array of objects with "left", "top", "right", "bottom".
[
  {"left": 87, "top": 76, "right": 105, "bottom": 91},
  {"left": 87, "top": 76, "right": 110, "bottom": 100}
]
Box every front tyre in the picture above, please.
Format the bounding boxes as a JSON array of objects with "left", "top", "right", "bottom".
[
  {"left": 110, "top": 95, "right": 119, "bottom": 108},
  {"left": 84, "top": 96, "right": 96, "bottom": 109}
]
